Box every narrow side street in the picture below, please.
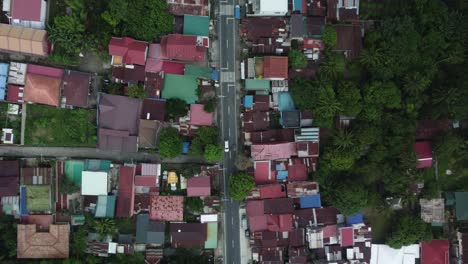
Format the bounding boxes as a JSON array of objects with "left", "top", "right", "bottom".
[{"left": 0, "top": 146, "right": 209, "bottom": 163}]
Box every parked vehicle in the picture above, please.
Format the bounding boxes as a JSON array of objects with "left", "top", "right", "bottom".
[
  {"left": 245, "top": 229, "right": 250, "bottom": 238},
  {"left": 241, "top": 214, "right": 247, "bottom": 230},
  {"left": 235, "top": 5, "right": 241, "bottom": 20}
]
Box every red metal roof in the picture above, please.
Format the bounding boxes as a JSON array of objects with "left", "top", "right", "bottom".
[
  {"left": 263, "top": 56, "right": 288, "bottom": 79},
  {"left": 187, "top": 176, "right": 211, "bottom": 197},
  {"left": 303, "top": 38, "right": 325, "bottom": 50},
  {"left": 160, "top": 34, "right": 206, "bottom": 62},
  {"left": 251, "top": 142, "right": 297, "bottom": 161},
  {"left": 421, "top": 239, "right": 449, "bottom": 264},
  {"left": 62, "top": 71, "right": 90, "bottom": 107},
  {"left": 278, "top": 214, "right": 293, "bottom": 232},
  {"left": 6, "top": 84, "right": 22, "bottom": 103},
  {"left": 162, "top": 61, "right": 185, "bottom": 74},
  {"left": 0, "top": 160, "right": 19, "bottom": 197},
  {"left": 322, "top": 225, "right": 337, "bottom": 238},
  {"left": 190, "top": 104, "right": 213, "bottom": 126},
  {"left": 414, "top": 141, "right": 433, "bottom": 168},
  {"left": 141, "top": 99, "right": 166, "bottom": 121},
  {"left": 340, "top": 227, "right": 354, "bottom": 247},
  {"left": 247, "top": 200, "right": 264, "bottom": 217},
  {"left": 109, "top": 37, "right": 148, "bottom": 66},
  {"left": 254, "top": 160, "right": 276, "bottom": 185},
  {"left": 27, "top": 64, "right": 64, "bottom": 78},
  {"left": 259, "top": 184, "right": 286, "bottom": 199},
  {"left": 264, "top": 198, "right": 294, "bottom": 214},
  {"left": 287, "top": 164, "right": 308, "bottom": 181},
  {"left": 115, "top": 166, "right": 135, "bottom": 218},
  {"left": 11, "top": 0, "right": 42, "bottom": 21},
  {"left": 135, "top": 176, "right": 157, "bottom": 187}
]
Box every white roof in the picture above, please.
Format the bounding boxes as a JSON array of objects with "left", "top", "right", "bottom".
[
  {"left": 370, "top": 244, "right": 420, "bottom": 264},
  {"left": 259, "top": 0, "right": 288, "bottom": 14},
  {"left": 108, "top": 242, "right": 117, "bottom": 254},
  {"left": 81, "top": 171, "right": 108, "bottom": 195},
  {"left": 201, "top": 214, "right": 218, "bottom": 223}
]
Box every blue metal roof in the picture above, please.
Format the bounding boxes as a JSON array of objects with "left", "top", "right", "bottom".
[
  {"left": 293, "top": 0, "right": 303, "bottom": 12},
  {"left": 299, "top": 194, "right": 321, "bottom": 208},
  {"left": 0, "top": 63, "right": 8, "bottom": 101},
  {"left": 20, "top": 186, "right": 28, "bottom": 215},
  {"left": 346, "top": 211, "right": 364, "bottom": 225},
  {"left": 182, "top": 142, "right": 190, "bottom": 154},
  {"left": 243, "top": 96, "right": 253, "bottom": 108},
  {"left": 276, "top": 170, "right": 288, "bottom": 180}
]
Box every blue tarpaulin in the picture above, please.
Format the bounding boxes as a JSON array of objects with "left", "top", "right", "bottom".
[
  {"left": 300, "top": 194, "right": 321, "bottom": 208},
  {"left": 243, "top": 96, "right": 253, "bottom": 108},
  {"left": 278, "top": 92, "right": 296, "bottom": 112},
  {"left": 211, "top": 70, "right": 219, "bottom": 81},
  {"left": 293, "top": 0, "right": 303, "bottom": 12},
  {"left": 346, "top": 211, "right": 364, "bottom": 225},
  {"left": 20, "top": 186, "right": 28, "bottom": 215},
  {"left": 276, "top": 170, "right": 288, "bottom": 181},
  {"left": 182, "top": 142, "right": 190, "bottom": 154}
]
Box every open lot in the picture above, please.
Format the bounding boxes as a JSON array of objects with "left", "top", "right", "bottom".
[
  {"left": 25, "top": 104, "right": 96, "bottom": 147},
  {"left": 26, "top": 185, "right": 51, "bottom": 212}
]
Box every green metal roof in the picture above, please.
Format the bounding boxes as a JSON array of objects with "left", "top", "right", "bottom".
[
  {"left": 455, "top": 192, "right": 468, "bottom": 220},
  {"left": 95, "top": 195, "right": 116, "bottom": 218},
  {"left": 162, "top": 74, "right": 198, "bottom": 104},
  {"left": 204, "top": 222, "right": 218, "bottom": 249},
  {"left": 183, "top": 15, "right": 210, "bottom": 37},
  {"left": 245, "top": 79, "right": 271, "bottom": 92},
  {"left": 185, "top": 65, "right": 212, "bottom": 79},
  {"left": 85, "top": 159, "right": 111, "bottom": 172},
  {"left": 65, "top": 160, "right": 84, "bottom": 186}
]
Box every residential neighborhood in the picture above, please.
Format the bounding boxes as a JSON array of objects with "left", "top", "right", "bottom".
[{"left": 0, "top": 0, "right": 467, "bottom": 264}]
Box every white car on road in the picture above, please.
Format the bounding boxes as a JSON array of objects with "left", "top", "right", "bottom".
[{"left": 224, "top": 140, "right": 229, "bottom": 152}]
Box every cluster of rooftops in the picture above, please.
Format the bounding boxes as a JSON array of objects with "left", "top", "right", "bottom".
[
  {"left": 0, "top": 158, "right": 222, "bottom": 261},
  {"left": 232, "top": 1, "right": 463, "bottom": 264}
]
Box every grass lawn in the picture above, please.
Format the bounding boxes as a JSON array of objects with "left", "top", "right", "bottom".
[
  {"left": 363, "top": 208, "right": 394, "bottom": 243},
  {"left": 26, "top": 185, "right": 51, "bottom": 212},
  {"left": 25, "top": 104, "right": 97, "bottom": 147}
]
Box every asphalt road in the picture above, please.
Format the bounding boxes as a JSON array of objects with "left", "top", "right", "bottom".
[{"left": 218, "top": 1, "right": 242, "bottom": 264}]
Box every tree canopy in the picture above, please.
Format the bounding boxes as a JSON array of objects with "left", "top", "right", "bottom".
[
  {"left": 159, "top": 127, "right": 183, "bottom": 158},
  {"left": 289, "top": 49, "right": 308, "bottom": 69},
  {"left": 127, "top": 84, "right": 147, "bottom": 99},
  {"left": 322, "top": 25, "right": 337, "bottom": 47},
  {"left": 386, "top": 214, "right": 433, "bottom": 249},
  {"left": 166, "top": 99, "right": 189, "bottom": 119},
  {"left": 328, "top": 181, "right": 368, "bottom": 216},
  {"left": 102, "top": 0, "right": 173, "bottom": 41},
  {"left": 204, "top": 144, "right": 223, "bottom": 162},
  {"left": 229, "top": 172, "right": 255, "bottom": 201}
]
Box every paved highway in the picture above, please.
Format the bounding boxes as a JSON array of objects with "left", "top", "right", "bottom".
[{"left": 218, "top": 0, "right": 242, "bottom": 263}]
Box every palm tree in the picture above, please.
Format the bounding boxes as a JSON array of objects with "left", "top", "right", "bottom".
[
  {"left": 359, "top": 47, "right": 384, "bottom": 68},
  {"left": 332, "top": 129, "right": 355, "bottom": 151},
  {"left": 94, "top": 219, "right": 117, "bottom": 239}
]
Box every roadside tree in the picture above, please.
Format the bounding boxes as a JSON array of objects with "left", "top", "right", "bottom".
[{"left": 229, "top": 172, "right": 255, "bottom": 201}]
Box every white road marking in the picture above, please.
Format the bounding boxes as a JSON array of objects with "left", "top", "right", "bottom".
[
  {"left": 226, "top": 40, "right": 229, "bottom": 48},
  {"left": 228, "top": 105, "right": 230, "bottom": 114}
]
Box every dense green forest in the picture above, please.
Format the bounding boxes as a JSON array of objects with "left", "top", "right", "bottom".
[{"left": 290, "top": 0, "right": 468, "bottom": 246}]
